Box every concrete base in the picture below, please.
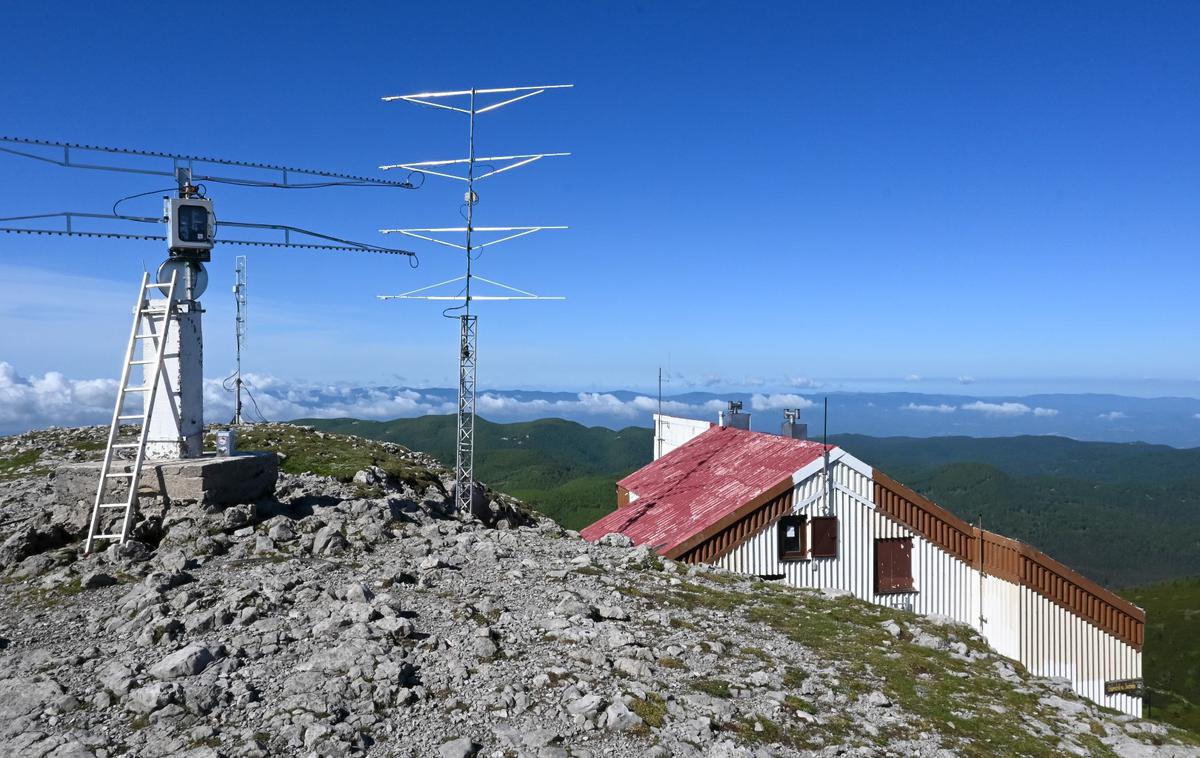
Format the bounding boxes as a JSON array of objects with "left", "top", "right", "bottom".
[{"left": 55, "top": 452, "right": 278, "bottom": 509}]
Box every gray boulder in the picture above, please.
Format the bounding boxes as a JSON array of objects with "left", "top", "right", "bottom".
[
  {"left": 604, "top": 700, "right": 644, "bottom": 731},
  {"left": 313, "top": 525, "right": 349, "bottom": 556},
  {"left": 438, "top": 737, "right": 479, "bottom": 758},
  {"left": 149, "top": 643, "right": 222, "bottom": 680}
]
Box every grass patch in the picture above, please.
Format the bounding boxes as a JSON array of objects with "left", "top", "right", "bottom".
[
  {"left": 0, "top": 448, "right": 48, "bottom": 481},
  {"left": 629, "top": 693, "right": 667, "bottom": 730},
  {"left": 690, "top": 678, "right": 732, "bottom": 698},
  {"left": 783, "top": 666, "right": 808, "bottom": 688},
  {"left": 222, "top": 425, "right": 444, "bottom": 492},
  {"left": 658, "top": 657, "right": 686, "bottom": 669}
]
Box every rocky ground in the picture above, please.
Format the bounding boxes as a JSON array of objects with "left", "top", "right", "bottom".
[{"left": 1, "top": 424, "right": 1198, "bottom": 758}]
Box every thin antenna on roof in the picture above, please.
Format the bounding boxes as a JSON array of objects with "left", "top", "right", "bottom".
[
  {"left": 655, "top": 367, "right": 670, "bottom": 459},
  {"left": 978, "top": 512, "right": 985, "bottom": 633},
  {"left": 824, "top": 396, "right": 832, "bottom": 516}
]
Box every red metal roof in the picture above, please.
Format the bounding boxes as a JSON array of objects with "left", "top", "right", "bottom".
[{"left": 581, "top": 426, "right": 830, "bottom": 555}]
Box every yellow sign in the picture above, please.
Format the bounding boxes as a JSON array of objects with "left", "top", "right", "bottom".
[{"left": 1104, "top": 678, "right": 1143, "bottom": 696}]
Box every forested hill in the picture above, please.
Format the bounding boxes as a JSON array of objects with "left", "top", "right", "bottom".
[
  {"left": 298, "top": 416, "right": 1200, "bottom": 588},
  {"left": 296, "top": 415, "right": 649, "bottom": 531},
  {"left": 831, "top": 433, "right": 1200, "bottom": 486}
]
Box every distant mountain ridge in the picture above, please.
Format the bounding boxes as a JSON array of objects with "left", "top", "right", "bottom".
[{"left": 288, "top": 385, "right": 1200, "bottom": 447}]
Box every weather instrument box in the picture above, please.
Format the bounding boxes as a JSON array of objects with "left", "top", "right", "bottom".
[
  {"left": 165, "top": 197, "right": 215, "bottom": 260},
  {"left": 215, "top": 429, "right": 236, "bottom": 457}
]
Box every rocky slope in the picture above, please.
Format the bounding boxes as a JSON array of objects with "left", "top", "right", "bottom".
[{"left": 0, "top": 424, "right": 1197, "bottom": 758}]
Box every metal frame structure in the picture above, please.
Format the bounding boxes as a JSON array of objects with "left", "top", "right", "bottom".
[{"left": 377, "top": 84, "right": 570, "bottom": 516}]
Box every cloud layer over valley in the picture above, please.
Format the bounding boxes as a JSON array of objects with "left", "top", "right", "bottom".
[{"left": 2, "top": 363, "right": 1199, "bottom": 447}]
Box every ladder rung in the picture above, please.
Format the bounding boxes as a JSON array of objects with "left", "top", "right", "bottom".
[
  {"left": 134, "top": 334, "right": 160, "bottom": 340},
  {"left": 105, "top": 472, "right": 134, "bottom": 478},
  {"left": 92, "top": 534, "right": 124, "bottom": 540},
  {"left": 111, "top": 443, "right": 140, "bottom": 448},
  {"left": 118, "top": 414, "right": 145, "bottom": 420},
  {"left": 98, "top": 503, "right": 128, "bottom": 509},
  {"left": 130, "top": 360, "right": 156, "bottom": 365},
  {"left": 124, "top": 386, "right": 153, "bottom": 392},
  {"left": 147, "top": 282, "right": 172, "bottom": 289}
]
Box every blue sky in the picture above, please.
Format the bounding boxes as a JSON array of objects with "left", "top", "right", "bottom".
[{"left": 1, "top": 1, "right": 1197, "bottom": 400}]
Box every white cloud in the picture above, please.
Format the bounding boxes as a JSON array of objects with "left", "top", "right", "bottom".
[
  {"left": 743, "top": 376, "right": 766, "bottom": 387},
  {"left": 0, "top": 362, "right": 118, "bottom": 433},
  {"left": 905, "top": 374, "right": 922, "bottom": 382},
  {"left": 957, "top": 402, "right": 1055, "bottom": 419},
  {"left": 961, "top": 401, "right": 1031, "bottom": 416},
  {"left": 903, "top": 402, "right": 956, "bottom": 414},
  {"left": 749, "top": 394, "right": 816, "bottom": 411},
  {"left": 787, "top": 376, "right": 822, "bottom": 389},
  {"left": 0, "top": 363, "right": 743, "bottom": 433},
  {"left": 1098, "top": 411, "right": 1127, "bottom": 421},
  {"left": 1194, "top": 413, "right": 1200, "bottom": 420},
  {"left": 957, "top": 376, "right": 976, "bottom": 385}
]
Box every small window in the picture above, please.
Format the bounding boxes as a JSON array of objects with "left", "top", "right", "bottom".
[
  {"left": 810, "top": 516, "right": 838, "bottom": 558},
  {"left": 777, "top": 515, "right": 807, "bottom": 560},
  {"left": 875, "top": 537, "right": 915, "bottom": 594}
]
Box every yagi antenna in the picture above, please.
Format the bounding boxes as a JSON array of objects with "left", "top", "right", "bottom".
[
  {"left": 0, "top": 136, "right": 421, "bottom": 256},
  {"left": 376, "top": 83, "right": 571, "bottom": 518}
]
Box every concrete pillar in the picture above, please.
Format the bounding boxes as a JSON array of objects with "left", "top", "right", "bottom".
[{"left": 143, "top": 301, "right": 204, "bottom": 460}]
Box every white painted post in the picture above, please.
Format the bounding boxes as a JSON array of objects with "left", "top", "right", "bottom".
[{"left": 144, "top": 302, "right": 204, "bottom": 459}]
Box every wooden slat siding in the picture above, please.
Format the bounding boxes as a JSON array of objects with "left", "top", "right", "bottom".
[
  {"left": 873, "top": 472, "right": 978, "bottom": 565},
  {"left": 874, "top": 472, "right": 1145, "bottom": 650},
  {"left": 676, "top": 486, "right": 794, "bottom": 565}
]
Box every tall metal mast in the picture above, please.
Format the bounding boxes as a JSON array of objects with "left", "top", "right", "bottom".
[
  {"left": 378, "top": 84, "right": 571, "bottom": 516},
  {"left": 233, "top": 255, "right": 248, "bottom": 425}
]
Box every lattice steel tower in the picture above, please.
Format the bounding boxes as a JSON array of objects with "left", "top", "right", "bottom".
[{"left": 378, "top": 85, "right": 570, "bottom": 516}]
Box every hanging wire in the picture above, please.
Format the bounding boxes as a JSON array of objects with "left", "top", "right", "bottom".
[
  {"left": 112, "top": 187, "right": 177, "bottom": 220},
  {"left": 241, "top": 379, "right": 269, "bottom": 423}
]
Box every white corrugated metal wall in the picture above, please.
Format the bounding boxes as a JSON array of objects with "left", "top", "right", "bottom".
[{"left": 714, "top": 459, "right": 1142, "bottom": 716}]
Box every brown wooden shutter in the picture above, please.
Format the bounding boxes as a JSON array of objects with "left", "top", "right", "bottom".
[
  {"left": 897, "top": 538, "right": 913, "bottom": 589},
  {"left": 875, "top": 539, "right": 894, "bottom": 593},
  {"left": 810, "top": 517, "right": 838, "bottom": 558},
  {"left": 876, "top": 538, "right": 913, "bottom": 594}
]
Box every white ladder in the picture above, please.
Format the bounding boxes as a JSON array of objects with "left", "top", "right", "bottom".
[{"left": 85, "top": 271, "right": 179, "bottom": 554}]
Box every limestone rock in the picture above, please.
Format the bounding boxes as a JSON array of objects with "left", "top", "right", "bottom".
[{"left": 149, "top": 643, "right": 223, "bottom": 680}]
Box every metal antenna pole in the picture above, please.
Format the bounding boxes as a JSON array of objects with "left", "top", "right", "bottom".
[
  {"left": 456, "top": 89, "right": 479, "bottom": 515},
  {"left": 824, "top": 396, "right": 832, "bottom": 516},
  {"left": 233, "top": 255, "right": 248, "bottom": 425}
]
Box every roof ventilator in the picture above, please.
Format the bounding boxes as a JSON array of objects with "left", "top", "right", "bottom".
[
  {"left": 781, "top": 408, "right": 807, "bottom": 440},
  {"left": 718, "top": 400, "right": 751, "bottom": 430}
]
